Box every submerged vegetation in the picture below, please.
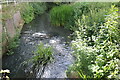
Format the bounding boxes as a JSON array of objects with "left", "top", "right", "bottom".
[{"left": 50, "top": 2, "right": 120, "bottom": 79}]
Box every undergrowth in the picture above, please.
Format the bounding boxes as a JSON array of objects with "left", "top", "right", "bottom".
[{"left": 21, "top": 2, "right": 47, "bottom": 23}]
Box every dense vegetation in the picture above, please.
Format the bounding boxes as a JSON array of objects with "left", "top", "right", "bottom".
[
  {"left": 50, "top": 4, "right": 73, "bottom": 27},
  {"left": 21, "top": 2, "right": 47, "bottom": 23},
  {"left": 50, "top": 2, "right": 120, "bottom": 79}
]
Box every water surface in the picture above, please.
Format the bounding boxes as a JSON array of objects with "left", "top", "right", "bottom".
[{"left": 2, "top": 13, "right": 74, "bottom": 78}]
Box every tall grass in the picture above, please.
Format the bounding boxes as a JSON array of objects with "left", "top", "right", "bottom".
[{"left": 50, "top": 4, "right": 73, "bottom": 27}]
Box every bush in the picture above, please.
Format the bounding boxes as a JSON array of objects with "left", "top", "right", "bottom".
[
  {"left": 21, "top": 3, "right": 34, "bottom": 23},
  {"left": 33, "top": 43, "right": 53, "bottom": 65},
  {"left": 21, "top": 2, "right": 47, "bottom": 23},
  {"left": 68, "top": 5, "right": 119, "bottom": 79},
  {"left": 30, "top": 2, "right": 47, "bottom": 15}
]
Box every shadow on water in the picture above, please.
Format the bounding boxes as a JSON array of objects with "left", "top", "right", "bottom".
[{"left": 2, "top": 13, "right": 74, "bottom": 78}]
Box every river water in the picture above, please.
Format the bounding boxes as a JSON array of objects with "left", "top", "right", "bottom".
[{"left": 2, "top": 13, "right": 74, "bottom": 78}]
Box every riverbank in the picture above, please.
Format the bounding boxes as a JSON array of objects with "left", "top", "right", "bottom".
[
  {"left": 2, "top": 3, "right": 25, "bottom": 55},
  {"left": 1, "top": 2, "right": 47, "bottom": 55}
]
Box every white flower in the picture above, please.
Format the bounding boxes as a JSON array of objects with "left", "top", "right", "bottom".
[{"left": 108, "top": 75, "right": 112, "bottom": 78}]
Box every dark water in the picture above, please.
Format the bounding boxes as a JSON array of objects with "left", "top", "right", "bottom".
[{"left": 2, "top": 13, "right": 74, "bottom": 78}]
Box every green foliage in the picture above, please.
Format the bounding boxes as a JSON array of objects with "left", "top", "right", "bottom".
[
  {"left": 53, "top": 2, "right": 66, "bottom": 6},
  {"left": 50, "top": 2, "right": 112, "bottom": 30},
  {"left": 50, "top": 4, "right": 74, "bottom": 27},
  {"left": 21, "top": 3, "right": 34, "bottom": 23},
  {"left": 69, "top": 5, "right": 119, "bottom": 79},
  {"left": 33, "top": 43, "right": 53, "bottom": 65},
  {"left": 71, "top": 2, "right": 112, "bottom": 31},
  {"left": 7, "top": 34, "right": 20, "bottom": 55},
  {"left": 50, "top": 3, "right": 119, "bottom": 78},
  {"left": 30, "top": 2, "right": 47, "bottom": 15},
  {"left": 21, "top": 2, "right": 47, "bottom": 23}
]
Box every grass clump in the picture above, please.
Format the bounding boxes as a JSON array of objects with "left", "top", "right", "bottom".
[
  {"left": 33, "top": 43, "right": 53, "bottom": 65},
  {"left": 50, "top": 4, "right": 73, "bottom": 27}
]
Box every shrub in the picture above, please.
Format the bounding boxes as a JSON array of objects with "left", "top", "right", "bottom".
[
  {"left": 21, "top": 3, "right": 34, "bottom": 23},
  {"left": 33, "top": 43, "right": 53, "bottom": 65},
  {"left": 71, "top": 2, "right": 112, "bottom": 30},
  {"left": 21, "top": 2, "right": 47, "bottom": 23},
  {"left": 50, "top": 2, "right": 119, "bottom": 79},
  {"left": 68, "top": 5, "right": 119, "bottom": 79},
  {"left": 30, "top": 2, "right": 47, "bottom": 15}
]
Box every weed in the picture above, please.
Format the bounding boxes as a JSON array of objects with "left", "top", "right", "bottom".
[{"left": 33, "top": 43, "right": 53, "bottom": 65}]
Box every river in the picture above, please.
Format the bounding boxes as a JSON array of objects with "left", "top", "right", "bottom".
[{"left": 2, "top": 13, "right": 74, "bottom": 78}]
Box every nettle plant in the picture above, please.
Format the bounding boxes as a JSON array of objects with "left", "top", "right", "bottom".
[{"left": 70, "top": 5, "right": 119, "bottom": 79}]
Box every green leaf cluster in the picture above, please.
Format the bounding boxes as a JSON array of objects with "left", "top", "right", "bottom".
[
  {"left": 33, "top": 43, "right": 53, "bottom": 65},
  {"left": 30, "top": 2, "right": 47, "bottom": 15},
  {"left": 69, "top": 5, "right": 119, "bottom": 79},
  {"left": 21, "top": 3, "right": 34, "bottom": 23},
  {"left": 50, "top": 3, "right": 119, "bottom": 78},
  {"left": 21, "top": 2, "right": 47, "bottom": 23}
]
